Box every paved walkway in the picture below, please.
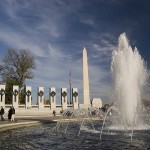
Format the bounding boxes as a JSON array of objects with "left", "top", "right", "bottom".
[
  {"left": 0, "top": 115, "right": 61, "bottom": 132},
  {"left": 0, "top": 114, "right": 102, "bottom": 132}
]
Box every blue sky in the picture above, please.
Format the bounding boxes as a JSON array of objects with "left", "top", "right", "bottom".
[{"left": 0, "top": 0, "right": 150, "bottom": 104}]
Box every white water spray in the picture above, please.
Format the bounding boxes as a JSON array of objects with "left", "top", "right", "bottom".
[{"left": 111, "top": 33, "right": 147, "bottom": 126}]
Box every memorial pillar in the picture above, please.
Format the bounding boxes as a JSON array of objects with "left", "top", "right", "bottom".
[
  {"left": 49, "top": 87, "right": 56, "bottom": 110},
  {"left": 72, "top": 88, "right": 79, "bottom": 109},
  {"left": 38, "top": 87, "right": 44, "bottom": 109},
  {"left": 61, "top": 88, "right": 67, "bottom": 110},
  {"left": 12, "top": 85, "right": 19, "bottom": 108},
  {"left": 0, "top": 85, "right": 6, "bottom": 107},
  {"left": 25, "top": 86, "right": 32, "bottom": 109}
]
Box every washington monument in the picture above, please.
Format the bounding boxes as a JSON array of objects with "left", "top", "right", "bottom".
[{"left": 83, "top": 47, "right": 91, "bottom": 108}]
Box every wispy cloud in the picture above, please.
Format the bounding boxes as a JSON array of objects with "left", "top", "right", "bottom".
[{"left": 0, "top": 25, "right": 46, "bottom": 57}]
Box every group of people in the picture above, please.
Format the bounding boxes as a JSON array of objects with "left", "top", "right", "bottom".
[
  {"left": 0, "top": 106, "right": 15, "bottom": 122},
  {"left": 8, "top": 106, "right": 15, "bottom": 122}
]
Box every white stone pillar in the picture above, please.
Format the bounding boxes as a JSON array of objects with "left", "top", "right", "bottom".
[
  {"left": 12, "top": 85, "right": 19, "bottom": 108},
  {"left": 72, "top": 88, "right": 79, "bottom": 109},
  {"left": 38, "top": 87, "right": 44, "bottom": 109},
  {"left": 0, "top": 85, "right": 6, "bottom": 107},
  {"left": 61, "top": 88, "right": 67, "bottom": 110},
  {"left": 25, "top": 86, "right": 32, "bottom": 109},
  {"left": 49, "top": 87, "right": 56, "bottom": 110}
]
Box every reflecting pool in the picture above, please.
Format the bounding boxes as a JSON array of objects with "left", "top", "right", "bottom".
[{"left": 0, "top": 122, "right": 150, "bottom": 150}]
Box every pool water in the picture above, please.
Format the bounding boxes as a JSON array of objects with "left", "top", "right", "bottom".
[{"left": 0, "top": 123, "right": 150, "bottom": 150}]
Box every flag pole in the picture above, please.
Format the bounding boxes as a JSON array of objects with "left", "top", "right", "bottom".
[{"left": 69, "top": 69, "right": 72, "bottom": 104}]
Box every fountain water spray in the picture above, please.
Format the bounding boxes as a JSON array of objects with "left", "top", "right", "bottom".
[{"left": 111, "top": 33, "right": 147, "bottom": 127}]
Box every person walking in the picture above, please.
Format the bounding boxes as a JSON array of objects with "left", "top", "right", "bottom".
[
  {"left": 8, "top": 106, "right": 12, "bottom": 122},
  {"left": 53, "top": 110, "right": 56, "bottom": 116},
  {"left": 11, "top": 106, "right": 15, "bottom": 122},
  {"left": 0, "top": 106, "right": 5, "bottom": 121}
]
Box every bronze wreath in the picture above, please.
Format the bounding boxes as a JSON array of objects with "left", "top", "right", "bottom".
[
  {"left": 38, "top": 90, "right": 44, "bottom": 97},
  {"left": 62, "top": 91, "right": 67, "bottom": 97},
  {"left": 13, "top": 89, "right": 18, "bottom": 96},
  {"left": 50, "top": 91, "right": 56, "bottom": 97},
  {"left": 0, "top": 88, "right": 5, "bottom": 96},
  {"left": 73, "top": 91, "right": 78, "bottom": 97},
  {"left": 26, "top": 90, "right": 31, "bottom": 97}
]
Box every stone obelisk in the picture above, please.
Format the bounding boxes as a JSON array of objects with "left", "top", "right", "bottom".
[{"left": 83, "top": 47, "right": 90, "bottom": 108}]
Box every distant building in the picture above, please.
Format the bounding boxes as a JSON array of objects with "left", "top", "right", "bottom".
[{"left": 92, "top": 98, "right": 102, "bottom": 108}]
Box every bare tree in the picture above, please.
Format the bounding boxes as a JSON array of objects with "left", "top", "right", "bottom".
[
  {"left": 0, "top": 49, "right": 35, "bottom": 88},
  {"left": 0, "top": 49, "right": 36, "bottom": 104}
]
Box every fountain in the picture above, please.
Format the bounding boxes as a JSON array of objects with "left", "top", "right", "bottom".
[
  {"left": 100, "top": 33, "right": 150, "bottom": 141},
  {"left": 111, "top": 32, "right": 148, "bottom": 128}
]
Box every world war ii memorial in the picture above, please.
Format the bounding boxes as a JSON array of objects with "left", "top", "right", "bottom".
[{"left": 0, "top": 48, "right": 102, "bottom": 116}]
